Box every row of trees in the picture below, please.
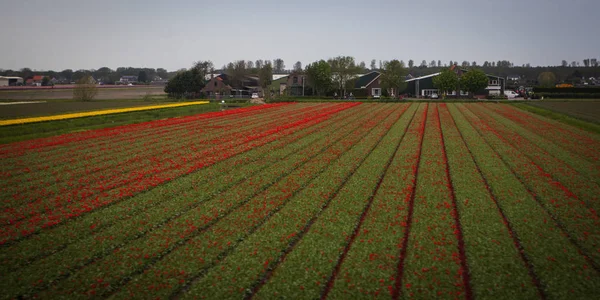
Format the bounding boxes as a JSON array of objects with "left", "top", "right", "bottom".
[
  {"left": 164, "top": 61, "right": 274, "bottom": 100},
  {"left": 0, "top": 67, "right": 172, "bottom": 84},
  {"left": 432, "top": 69, "right": 489, "bottom": 98},
  {"left": 2, "top": 57, "right": 598, "bottom": 87}
]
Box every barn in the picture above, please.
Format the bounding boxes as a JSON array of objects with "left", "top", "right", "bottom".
[
  {"left": 403, "top": 68, "right": 505, "bottom": 98},
  {"left": 0, "top": 76, "right": 24, "bottom": 87}
]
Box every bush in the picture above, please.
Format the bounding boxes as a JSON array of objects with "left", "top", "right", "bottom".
[{"left": 73, "top": 76, "right": 98, "bottom": 101}]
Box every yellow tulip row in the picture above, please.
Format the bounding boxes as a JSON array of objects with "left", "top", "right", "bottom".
[{"left": 0, "top": 101, "right": 210, "bottom": 126}]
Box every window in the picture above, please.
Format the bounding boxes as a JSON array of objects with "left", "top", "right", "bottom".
[
  {"left": 460, "top": 90, "right": 468, "bottom": 95},
  {"left": 422, "top": 89, "right": 439, "bottom": 96},
  {"left": 372, "top": 88, "right": 381, "bottom": 96},
  {"left": 214, "top": 81, "right": 217, "bottom": 87},
  {"left": 293, "top": 77, "right": 298, "bottom": 84},
  {"left": 489, "top": 79, "right": 499, "bottom": 86}
]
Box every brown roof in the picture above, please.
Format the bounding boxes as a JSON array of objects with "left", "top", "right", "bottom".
[{"left": 32, "top": 75, "right": 44, "bottom": 81}]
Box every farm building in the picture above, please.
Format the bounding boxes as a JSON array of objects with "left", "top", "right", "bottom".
[
  {"left": 286, "top": 72, "right": 308, "bottom": 96},
  {"left": 354, "top": 71, "right": 382, "bottom": 97},
  {"left": 404, "top": 67, "right": 505, "bottom": 97},
  {"left": 0, "top": 76, "right": 24, "bottom": 86},
  {"left": 201, "top": 74, "right": 261, "bottom": 97},
  {"left": 119, "top": 76, "right": 138, "bottom": 83}
]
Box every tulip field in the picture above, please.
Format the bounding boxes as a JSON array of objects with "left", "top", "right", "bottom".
[{"left": 1, "top": 102, "right": 599, "bottom": 299}]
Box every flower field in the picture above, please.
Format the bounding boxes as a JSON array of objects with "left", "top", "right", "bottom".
[
  {"left": 1, "top": 102, "right": 599, "bottom": 299},
  {"left": 0, "top": 101, "right": 209, "bottom": 126}
]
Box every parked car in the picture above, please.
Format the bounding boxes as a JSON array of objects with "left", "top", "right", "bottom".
[
  {"left": 504, "top": 90, "right": 519, "bottom": 99},
  {"left": 430, "top": 93, "right": 439, "bottom": 99},
  {"left": 251, "top": 93, "right": 259, "bottom": 99}
]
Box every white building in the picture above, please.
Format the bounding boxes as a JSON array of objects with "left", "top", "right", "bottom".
[{"left": 0, "top": 76, "right": 24, "bottom": 86}]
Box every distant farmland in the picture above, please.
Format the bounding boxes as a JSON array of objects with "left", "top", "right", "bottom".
[
  {"left": 0, "top": 103, "right": 599, "bottom": 299},
  {"left": 0, "top": 85, "right": 165, "bottom": 101}
]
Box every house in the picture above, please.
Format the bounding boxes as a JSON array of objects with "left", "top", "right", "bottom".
[
  {"left": 201, "top": 74, "right": 261, "bottom": 97},
  {"left": 202, "top": 74, "right": 233, "bottom": 97},
  {"left": 404, "top": 66, "right": 505, "bottom": 97},
  {"left": 286, "top": 73, "right": 308, "bottom": 96},
  {"left": 119, "top": 76, "right": 138, "bottom": 83},
  {"left": 269, "top": 75, "right": 289, "bottom": 96},
  {"left": 28, "top": 75, "right": 45, "bottom": 86},
  {"left": 0, "top": 76, "right": 24, "bottom": 86},
  {"left": 353, "top": 71, "right": 382, "bottom": 97}
]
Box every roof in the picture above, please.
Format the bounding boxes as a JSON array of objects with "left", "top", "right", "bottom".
[
  {"left": 32, "top": 75, "right": 44, "bottom": 81},
  {"left": 405, "top": 72, "right": 441, "bottom": 82},
  {"left": 354, "top": 71, "right": 381, "bottom": 89},
  {"left": 0, "top": 76, "right": 23, "bottom": 80},
  {"left": 272, "top": 74, "right": 288, "bottom": 81}
]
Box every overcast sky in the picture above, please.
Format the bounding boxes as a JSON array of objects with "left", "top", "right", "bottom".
[{"left": 1, "top": 0, "right": 598, "bottom": 71}]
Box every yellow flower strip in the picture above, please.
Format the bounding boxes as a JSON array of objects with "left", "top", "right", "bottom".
[{"left": 0, "top": 101, "right": 210, "bottom": 126}]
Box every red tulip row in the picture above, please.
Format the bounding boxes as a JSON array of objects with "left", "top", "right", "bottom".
[
  {"left": 0, "top": 103, "right": 305, "bottom": 189},
  {"left": 0, "top": 104, "right": 329, "bottom": 210},
  {"left": 249, "top": 103, "right": 420, "bottom": 299},
  {"left": 483, "top": 103, "right": 600, "bottom": 163},
  {"left": 0, "top": 103, "right": 291, "bottom": 158},
  {"left": 172, "top": 104, "right": 409, "bottom": 300},
  {"left": 451, "top": 104, "right": 600, "bottom": 299},
  {"left": 0, "top": 102, "right": 371, "bottom": 276},
  {"left": 0, "top": 103, "right": 295, "bottom": 175},
  {"left": 22, "top": 104, "right": 401, "bottom": 299},
  {"left": 469, "top": 104, "right": 600, "bottom": 204},
  {"left": 0, "top": 103, "right": 359, "bottom": 244},
  {"left": 437, "top": 103, "right": 541, "bottom": 298},
  {"left": 324, "top": 103, "right": 428, "bottom": 299},
  {"left": 461, "top": 104, "right": 600, "bottom": 267}
]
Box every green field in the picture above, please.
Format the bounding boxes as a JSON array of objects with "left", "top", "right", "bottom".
[{"left": 0, "top": 102, "right": 599, "bottom": 299}]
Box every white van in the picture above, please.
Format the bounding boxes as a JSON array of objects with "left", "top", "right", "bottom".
[{"left": 504, "top": 90, "right": 519, "bottom": 99}]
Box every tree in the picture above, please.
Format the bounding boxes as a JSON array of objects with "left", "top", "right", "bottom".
[
  {"left": 246, "top": 61, "right": 254, "bottom": 70},
  {"left": 359, "top": 61, "right": 366, "bottom": 71},
  {"left": 156, "top": 68, "right": 168, "bottom": 79},
  {"left": 293, "top": 61, "right": 302, "bottom": 72},
  {"left": 41, "top": 76, "right": 51, "bottom": 86},
  {"left": 73, "top": 75, "right": 98, "bottom": 101},
  {"left": 472, "top": 61, "right": 477, "bottom": 67},
  {"left": 461, "top": 61, "right": 470, "bottom": 68},
  {"left": 562, "top": 60, "right": 568, "bottom": 67},
  {"left": 592, "top": 58, "right": 599, "bottom": 67},
  {"left": 258, "top": 63, "right": 273, "bottom": 101},
  {"left": 537, "top": 72, "right": 557, "bottom": 88},
  {"left": 273, "top": 58, "right": 285, "bottom": 73},
  {"left": 449, "top": 61, "right": 454, "bottom": 67},
  {"left": 20, "top": 68, "right": 33, "bottom": 80},
  {"left": 420, "top": 60, "right": 427, "bottom": 68},
  {"left": 370, "top": 59, "right": 377, "bottom": 70},
  {"left": 255, "top": 60, "right": 264, "bottom": 69},
  {"left": 429, "top": 60, "right": 436, "bottom": 68},
  {"left": 305, "top": 60, "right": 332, "bottom": 96},
  {"left": 438, "top": 60, "right": 442, "bottom": 67},
  {"left": 408, "top": 60, "right": 414, "bottom": 68},
  {"left": 583, "top": 59, "right": 590, "bottom": 67},
  {"left": 138, "top": 70, "right": 148, "bottom": 83},
  {"left": 328, "top": 56, "right": 360, "bottom": 95},
  {"left": 460, "top": 69, "right": 488, "bottom": 96},
  {"left": 380, "top": 60, "right": 407, "bottom": 97},
  {"left": 164, "top": 60, "right": 212, "bottom": 98},
  {"left": 433, "top": 68, "right": 459, "bottom": 98},
  {"left": 483, "top": 61, "right": 489, "bottom": 67}
]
